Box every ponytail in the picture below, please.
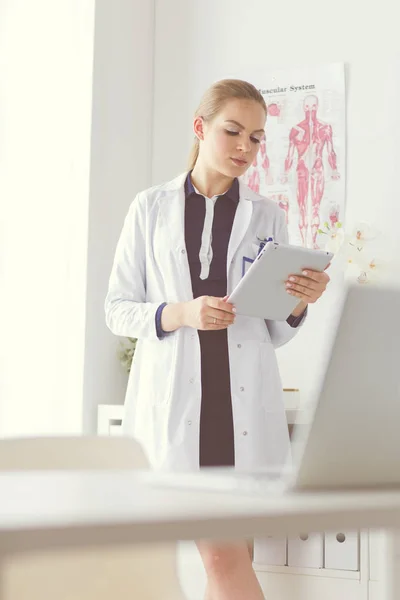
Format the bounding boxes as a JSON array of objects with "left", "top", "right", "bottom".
[{"left": 188, "top": 137, "right": 200, "bottom": 170}]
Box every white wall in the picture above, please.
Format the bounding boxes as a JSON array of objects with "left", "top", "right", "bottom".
[
  {"left": 152, "top": 0, "right": 400, "bottom": 399},
  {"left": 0, "top": 0, "right": 95, "bottom": 435},
  {"left": 82, "top": 0, "right": 155, "bottom": 432}
]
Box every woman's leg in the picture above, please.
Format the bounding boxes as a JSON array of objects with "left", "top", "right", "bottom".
[{"left": 197, "top": 540, "right": 264, "bottom": 600}]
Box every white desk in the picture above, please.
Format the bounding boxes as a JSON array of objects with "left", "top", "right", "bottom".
[{"left": 0, "top": 471, "right": 399, "bottom": 598}]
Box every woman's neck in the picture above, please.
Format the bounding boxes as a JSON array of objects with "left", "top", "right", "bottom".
[{"left": 190, "top": 162, "right": 234, "bottom": 198}]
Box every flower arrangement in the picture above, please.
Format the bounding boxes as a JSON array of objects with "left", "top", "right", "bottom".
[
  {"left": 118, "top": 337, "right": 137, "bottom": 374},
  {"left": 343, "top": 223, "right": 378, "bottom": 282},
  {"left": 320, "top": 217, "right": 384, "bottom": 284}
]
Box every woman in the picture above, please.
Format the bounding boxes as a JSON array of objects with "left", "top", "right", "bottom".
[{"left": 105, "top": 79, "right": 329, "bottom": 600}]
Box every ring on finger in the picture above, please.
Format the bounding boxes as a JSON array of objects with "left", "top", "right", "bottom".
[{"left": 213, "top": 317, "right": 217, "bottom": 325}]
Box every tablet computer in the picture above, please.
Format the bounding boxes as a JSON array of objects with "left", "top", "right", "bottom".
[{"left": 228, "top": 242, "right": 333, "bottom": 321}]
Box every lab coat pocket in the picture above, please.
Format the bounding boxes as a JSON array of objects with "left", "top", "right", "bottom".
[
  {"left": 259, "top": 341, "right": 283, "bottom": 413},
  {"left": 139, "top": 336, "right": 178, "bottom": 406}
]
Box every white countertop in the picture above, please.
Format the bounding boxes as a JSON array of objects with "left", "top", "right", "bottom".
[{"left": 1, "top": 470, "right": 400, "bottom": 554}]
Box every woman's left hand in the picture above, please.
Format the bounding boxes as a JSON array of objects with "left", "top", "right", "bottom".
[{"left": 285, "top": 268, "right": 330, "bottom": 305}]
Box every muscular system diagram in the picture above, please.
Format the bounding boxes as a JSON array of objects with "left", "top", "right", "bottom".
[
  {"left": 282, "top": 95, "right": 340, "bottom": 248},
  {"left": 240, "top": 63, "right": 345, "bottom": 249}
]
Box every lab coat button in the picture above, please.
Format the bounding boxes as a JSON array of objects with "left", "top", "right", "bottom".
[
  {"left": 243, "top": 431, "right": 248, "bottom": 436},
  {"left": 237, "top": 344, "right": 242, "bottom": 349},
  {"left": 181, "top": 248, "right": 186, "bottom": 254},
  {"left": 240, "top": 386, "right": 245, "bottom": 392},
  {"left": 189, "top": 378, "right": 194, "bottom": 384},
  {"left": 188, "top": 420, "right": 192, "bottom": 425}
]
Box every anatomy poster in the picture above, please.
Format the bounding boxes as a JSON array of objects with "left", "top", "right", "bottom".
[{"left": 241, "top": 63, "right": 345, "bottom": 249}]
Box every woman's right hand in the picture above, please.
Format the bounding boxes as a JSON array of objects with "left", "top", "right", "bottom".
[
  {"left": 161, "top": 296, "right": 235, "bottom": 333},
  {"left": 182, "top": 296, "right": 235, "bottom": 330}
]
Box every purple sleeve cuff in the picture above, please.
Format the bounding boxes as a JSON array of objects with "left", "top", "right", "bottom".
[
  {"left": 286, "top": 306, "right": 307, "bottom": 328},
  {"left": 155, "top": 302, "right": 168, "bottom": 339}
]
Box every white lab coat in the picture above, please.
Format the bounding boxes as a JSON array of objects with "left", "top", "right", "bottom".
[{"left": 105, "top": 173, "right": 303, "bottom": 471}]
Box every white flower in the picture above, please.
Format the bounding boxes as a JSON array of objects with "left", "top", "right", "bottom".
[
  {"left": 338, "top": 222, "right": 378, "bottom": 267},
  {"left": 324, "top": 227, "right": 345, "bottom": 254},
  {"left": 346, "top": 222, "right": 378, "bottom": 254},
  {"left": 317, "top": 218, "right": 345, "bottom": 254}
]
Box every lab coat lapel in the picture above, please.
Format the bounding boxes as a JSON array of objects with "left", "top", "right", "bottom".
[
  {"left": 159, "top": 173, "right": 193, "bottom": 301},
  {"left": 227, "top": 181, "right": 256, "bottom": 269}
]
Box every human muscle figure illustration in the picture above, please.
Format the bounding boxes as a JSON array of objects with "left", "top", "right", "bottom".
[{"left": 282, "top": 95, "right": 340, "bottom": 247}]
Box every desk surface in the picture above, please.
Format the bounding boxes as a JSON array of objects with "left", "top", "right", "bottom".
[{"left": 1, "top": 471, "right": 400, "bottom": 553}]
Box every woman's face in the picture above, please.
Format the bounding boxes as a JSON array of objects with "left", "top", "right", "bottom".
[{"left": 194, "top": 98, "right": 266, "bottom": 178}]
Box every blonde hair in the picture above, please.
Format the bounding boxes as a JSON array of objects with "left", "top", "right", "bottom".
[{"left": 188, "top": 79, "right": 267, "bottom": 170}]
